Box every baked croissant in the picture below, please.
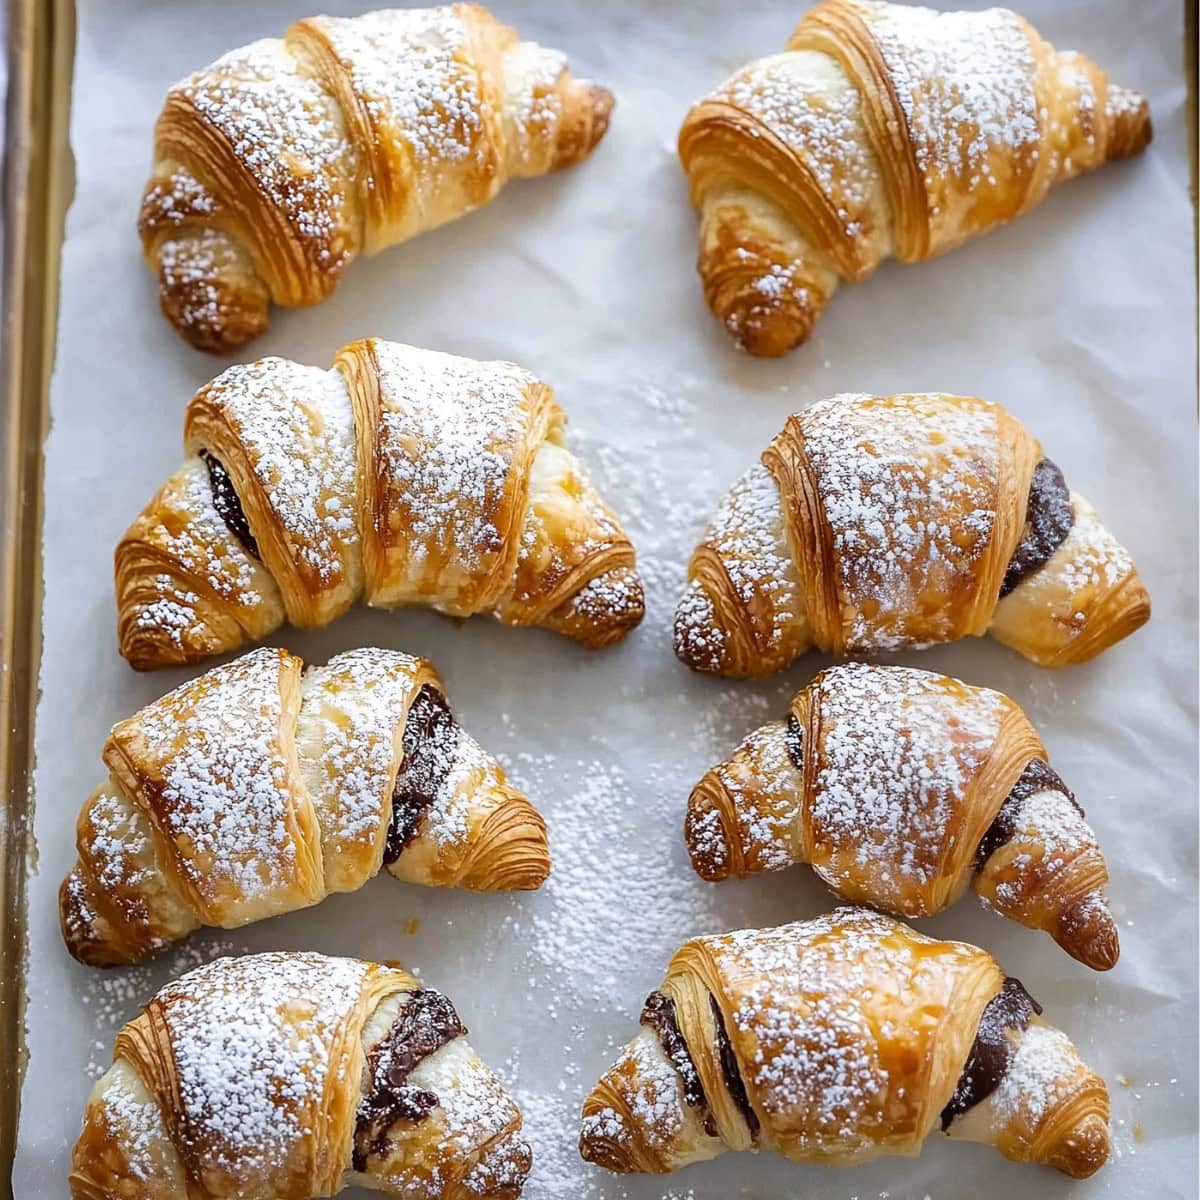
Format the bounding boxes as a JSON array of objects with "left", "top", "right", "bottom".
[
  {"left": 580, "top": 908, "right": 1109, "bottom": 1180},
  {"left": 139, "top": 3, "right": 613, "bottom": 351},
  {"left": 674, "top": 392, "right": 1148, "bottom": 676},
  {"left": 117, "top": 338, "right": 643, "bottom": 670},
  {"left": 686, "top": 662, "right": 1117, "bottom": 969},
  {"left": 71, "top": 951, "right": 531, "bottom": 1199},
  {"left": 60, "top": 646, "right": 549, "bottom": 966},
  {"left": 678, "top": 0, "right": 1151, "bottom": 355}
]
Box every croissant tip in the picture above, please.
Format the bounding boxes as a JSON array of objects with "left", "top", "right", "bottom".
[
  {"left": 59, "top": 869, "right": 136, "bottom": 968},
  {"left": 684, "top": 785, "right": 733, "bottom": 881},
  {"left": 545, "top": 566, "right": 644, "bottom": 648},
  {"left": 1047, "top": 1111, "right": 1111, "bottom": 1179},
  {"left": 672, "top": 581, "right": 728, "bottom": 674},
  {"left": 579, "top": 1099, "right": 639, "bottom": 1174},
  {"left": 151, "top": 233, "right": 271, "bottom": 354},
  {"left": 1057, "top": 894, "right": 1120, "bottom": 971}
]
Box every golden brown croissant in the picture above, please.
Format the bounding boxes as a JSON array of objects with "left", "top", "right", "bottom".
[
  {"left": 580, "top": 908, "right": 1109, "bottom": 1180},
  {"left": 678, "top": 0, "right": 1151, "bottom": 355},
  {"left": 60, "top": 646, "right": 549, "bottom": 966},
  {"left": 139, "top": 3, "right": 613, "bottom": 351},
  {"left": 117, "top": 338, "right": 643, "bottom": 670},
  {"left": 71, "top": 951, "right": 531, "bottom": 1199},
  {"left": 686, "top": 662, "right": 1117, "bottom": 969},
  {"left": 674, "top": 392, "right": 1148, "bottom": 676}
]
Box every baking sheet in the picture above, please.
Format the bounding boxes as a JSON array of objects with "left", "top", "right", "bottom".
[{"left": 12, "top": 0, "right": 1197, "bottom": 1196}]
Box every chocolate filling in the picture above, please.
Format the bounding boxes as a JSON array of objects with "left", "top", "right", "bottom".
[
  {"left": 940, "top": 977, "right": 1043, "bottom": 1131},
  {"left": 785, "top": 714, "right": 805, "bottom": 772},
  {"left": 709, "top": 993, "right": 760, "bottom": 1142},
  {"left": 1000, "top": 458, "right": 1073, "bottom": 597},
  {"left": 383, "top": 685, "right": 460, "bottom": 866},
  {"left": 641, "top": 991, "right": 708, "bottom": 1113},
  {"left": 974, "top": 759, "right": 1084, "bottom": 871},
  {"left": 199, "top": 448, "right": 259, "bottom": 560},
  {"left": 353, "top": 988, "right": 466, "bottom": 1171}
]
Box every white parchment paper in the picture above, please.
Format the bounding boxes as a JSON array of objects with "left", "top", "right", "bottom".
[{"left": 14, "top": 1, "right": 1197, "bottom": 1196}]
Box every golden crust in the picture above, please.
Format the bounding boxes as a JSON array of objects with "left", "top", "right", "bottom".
[
  {"left": 674, "top": 393, "right": 1148, "bottom": 676},
  {"left": 581, "top": 910, "right": 1110, "bottom": 1179},
  {"left": 59, "top": 647, "right": 550, "bottom": 966},
  {"left": 139, "top": 5, "right": 613, "bottom": 351},
  {"left": 684, "top": 663, "right": 1118, "bottom": 968},
  {"left": 117, "top": 341, "right": 642, "bottom": 669},
  {"left": 678, "top": 0, "right": 1152, "bottom": 355}
]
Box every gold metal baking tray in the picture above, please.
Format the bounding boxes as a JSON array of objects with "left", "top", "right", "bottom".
[{"left": 1, "top": 0, "right": 74, "bottom": 1190}]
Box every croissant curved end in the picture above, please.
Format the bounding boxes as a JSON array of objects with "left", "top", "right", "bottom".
[
  {"left": 59, "top": 869, "right": 147, "bottom": 968},
  {"left": 456, "top": 1130, "right": 533, "bottom": 1199},
  {"left": 684, "top": 781, "right": 733, "bottom": 881},
  {"left": 1044, "top": 1110, "right": 1111, "bottom": 1180},
  {"left": 457, "top": 794, "right": 551, "bottom": 893},
  {"left": 540, "top": 565, "right": 645, "bottom": 649},
  {"left": 1055, "top": 891, "right": 1120, "bottom": 972},
  {"left": 1104, "top": 86, "right": 1153, "bottom": 161},
  {"left": 150, "top": 227, "right": 271, "bottom": 354},
  {"left": 548, "top": 81, "right": 614, "bottom": 172},
  {"left": 673, "top": 579, "right": 732, "bottom": 674}
]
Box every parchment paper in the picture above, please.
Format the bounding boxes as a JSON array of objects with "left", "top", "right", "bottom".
[{"left": 13, "top": 1, "right": 1197, "bottom": 1196}]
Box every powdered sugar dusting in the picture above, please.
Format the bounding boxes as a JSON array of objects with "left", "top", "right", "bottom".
[
  {"left": 177, "top": 37, "right": 356, "bottom": 277},
  {"left": 715, "top": 50, "right": 882, "bottom": 245},
  {"left": 989, "top": 1022, "right": 1080, "bottom": 1130},
  {"left": 156, "top": 952, "right": 369, "bottom": 1180},
  {"left": 799, "top": 393, "right": 1000, "bottom": 650},
  {"left": 371, "top": 341, "right": 537, "bottom": 611},
  {"left": 315, "top": 8, "right": 491, "bottom": 167},
  {"left": 126, "top": 649, "right": 300, "bottom": 916},
  {"left": 862, "top": 0, "right": 1039, "bottom": 237},
  {"left": 192, "top": 358, "right": 359, "bottom": 592},
  {"left": 297, "top": 648, "right": 424, "bottom": 871},
  {"left": 808, "top": 663, "right": 1006, "bottom": 907}
]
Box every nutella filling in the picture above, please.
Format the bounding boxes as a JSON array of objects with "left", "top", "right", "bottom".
[
  {"left": 383, "top": 685, "right": 460, "bottom": 866},
  {"left": 353, "top": 988, "right": 466, "bottom": 1171},
  {"left": 709, "top": 993, "right": 760, "bottom": 1142},
  {"left": 784, "top": 714, "right": 804, "bottom": 772},
  {"left": 974, "top": 759, "right": 1084, "bottom": 871},
  {"left": 940, "top": 977, "right": 1043, "bottom": 1131},
  {"left": 199, "top": 448, "right": 259, "bottom": 560},
  {"left": 641, "top": 991, "right": 709, "bottom": 1114},
  {"left": 1000, "top": 457, "right": 1073, "bottom": 597}
]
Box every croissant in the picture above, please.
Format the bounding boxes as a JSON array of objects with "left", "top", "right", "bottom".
[
  {"left": 71, "top": 950, "right": 530, "bottom": 1199},
  {"left": 580, "top": 908, "right": 1109, "bottom": 1180},
  {"left": 678, "top": 0, "right": 1151, "bottom": 355},
  {"left": 686, "top": 662, "right": 1117, "bottom": 969},
  {"left": 674, "top": 391, "right": 1148, "bottom": 676},
  {"left": 139, "top": 3, "right": 612, "bottom": 351},
  {"left": 60, "top": 646, "right": 549, "bottom": 966},
  {"left": 116, "top": 338, "right": 643, "bottom": 670}
]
